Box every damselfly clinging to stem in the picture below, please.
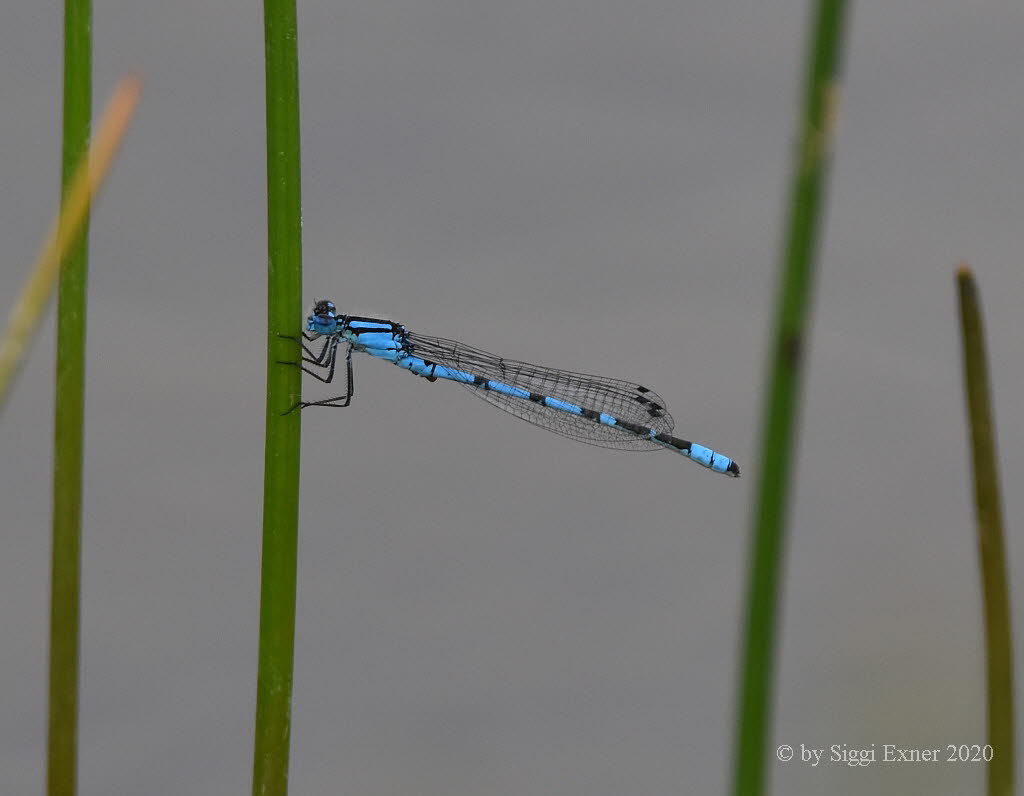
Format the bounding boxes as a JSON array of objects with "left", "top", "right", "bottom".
[{"left": 281, "top": 300, "right": 739, "bottom": 476}]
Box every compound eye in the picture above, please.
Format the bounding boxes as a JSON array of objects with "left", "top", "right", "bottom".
[{"left": 313, "top": 299, "right": 336, "bottom": 317}]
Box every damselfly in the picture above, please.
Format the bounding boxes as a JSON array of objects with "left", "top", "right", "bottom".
[{"left": 282, "top": 300, "right": 739, "bottom": 476}]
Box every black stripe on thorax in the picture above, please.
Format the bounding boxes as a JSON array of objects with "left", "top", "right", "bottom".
[{"left": 343, "top": 317, "right": 407, "bottom": 337}]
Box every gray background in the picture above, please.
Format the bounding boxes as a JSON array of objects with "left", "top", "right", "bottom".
[{"left": 2, "top": 1, "right": 1022, "bottom": 794}]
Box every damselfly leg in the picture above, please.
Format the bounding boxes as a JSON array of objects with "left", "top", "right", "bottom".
[
  {"left": 278, "top": 332, "right": 333, "bottom": 365},
  {"left": 278, "top": 335, "right": 355, "bottom": 412}
]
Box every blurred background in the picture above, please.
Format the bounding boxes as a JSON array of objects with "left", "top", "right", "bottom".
[{"left": 2, "top": 1, "right": 1022, "bottom": 793}]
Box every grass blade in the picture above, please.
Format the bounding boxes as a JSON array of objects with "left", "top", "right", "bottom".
[
  {"left": 731, "top": 2, "right": 850, "bottom": 794},
  {"left": 0, "top": 77, "right": 140, "bottom": 412},
  {"left": 956, "top": 265, "right": 1015, "bottom": 796}
]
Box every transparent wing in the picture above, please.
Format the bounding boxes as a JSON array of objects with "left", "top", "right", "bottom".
[{"left": 405, "top": 332, "right": 674, "bottom": 450}]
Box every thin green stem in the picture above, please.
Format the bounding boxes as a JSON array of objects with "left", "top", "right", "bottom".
[
  {"left": 48, "top": 1, "right": 91, "bottom": 794},
  {"left": 732, "top": 2, "right": 849, "bottom": 794},
  {"left": 956, "top": 266, "right": 1014, "bottom": 796},
  {"left": 252, "top": 0, "right": 304, "bottom": 793}
]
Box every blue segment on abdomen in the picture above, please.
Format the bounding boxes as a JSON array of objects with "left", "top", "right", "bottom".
[
  {"left": 397, "top": 355, "right": 476, "bottom": 384},
  {"left": 688, "top": 443, "right": 732, "bottom": 474},
  {"left": 431, "top": 365, "right": 476, "bottom": 383},
  {"left": 487, "top": 381, "right": 531, "bottom": 399},
  {"left": 542, "top": 396, "right": 583, "bottom": 415}
]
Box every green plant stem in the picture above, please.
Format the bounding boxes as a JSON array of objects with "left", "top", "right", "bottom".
[
  {"left": 956, "top": 266, "right": 1014, "bottom": 796},
  {"left": 48, "top": 1, "right": 91, "bottom": 794},
  {"left": 252, "top": 0, "right": 304, "bottom": 793},
  {"left": 732, "top": 2, "right": 849, "bottom": 794}
]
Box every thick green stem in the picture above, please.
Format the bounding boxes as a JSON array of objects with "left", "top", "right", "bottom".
[
  {"left": 48, "top": 1, "right": 91, "bottom": 794},
  {"left": 252, "top": 0, "right": 304, "bottom": 793}
]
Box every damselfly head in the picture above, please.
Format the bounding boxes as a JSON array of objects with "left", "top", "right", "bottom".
[{"left": 306, "top": 299, "right": 338, "bottom": 336}]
